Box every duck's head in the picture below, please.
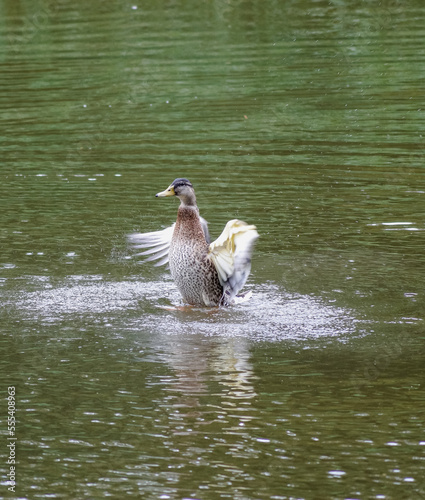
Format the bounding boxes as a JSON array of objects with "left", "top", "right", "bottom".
[{"left": 156, "top": 178, "right": 196, "bottom": 206}]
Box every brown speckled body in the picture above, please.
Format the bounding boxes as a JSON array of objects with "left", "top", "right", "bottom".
[{"left": 169, "top": 206, "right": 223, "bottom": 306}]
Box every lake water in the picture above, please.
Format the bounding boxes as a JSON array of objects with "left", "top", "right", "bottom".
[{"left": 1, "top": 0, "right": 424, "bottom": 498}]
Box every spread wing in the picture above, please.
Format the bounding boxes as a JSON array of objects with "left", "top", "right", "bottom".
[
  {"left": 128, "top": 224, "right": 175, "bottom": 266},
  {"left": 128, "top": 216, "right": 211, "bottom": 266},
  {"left": 208, "top": 219, "right": 259, "bottom": 304}
]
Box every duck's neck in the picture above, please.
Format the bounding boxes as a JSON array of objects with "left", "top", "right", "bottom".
[
  {"left": 175, "top": 205, "right": 206, "bottom": 243},
  {"left": 177, "top": 189, "right": 197, "bottom": 207}
]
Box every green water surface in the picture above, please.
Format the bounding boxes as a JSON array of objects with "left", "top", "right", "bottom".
[{"left": 1, "top": 1, "right": 424, "bottom": 499}]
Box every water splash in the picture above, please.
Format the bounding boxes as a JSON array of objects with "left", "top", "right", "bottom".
[{"left": 9, "top": 276, "right": 359, "bottom": 342}]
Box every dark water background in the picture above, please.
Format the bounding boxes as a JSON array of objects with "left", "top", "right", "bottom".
[{"left": 1, "top": 1, "right": 424, "bottom": 498}]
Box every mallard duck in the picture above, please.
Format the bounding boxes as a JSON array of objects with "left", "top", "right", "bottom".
[{"left": 129, "top": 178, "right": 259, "bottom": 306}]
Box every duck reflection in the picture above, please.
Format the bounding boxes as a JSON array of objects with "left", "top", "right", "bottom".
[{"left": 153, "top": 333, "right": 257, "bottom": 433}]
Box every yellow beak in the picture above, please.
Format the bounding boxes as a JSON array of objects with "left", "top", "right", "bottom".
[{"left": 156, "top": 184, "right": 175, "bottom": 197}]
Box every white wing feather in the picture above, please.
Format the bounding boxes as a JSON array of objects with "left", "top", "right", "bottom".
[
  {"left": 209, "top": 219, "right": 259, "bottom": 304},
  {"left": 128, "top": 224, "right": 175, "bottom": 266}
]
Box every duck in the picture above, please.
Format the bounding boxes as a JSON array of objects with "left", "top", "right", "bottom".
[{"left": 128, "top": 178, "right": 259, "bottom": 307}]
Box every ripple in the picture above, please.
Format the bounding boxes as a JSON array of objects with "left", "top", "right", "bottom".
[
  {"left": 328, "top": 470, "right": 346, "bottom": 478},
  {"left": 367, "top": 221, "right": 424, "bottom": 231}
]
